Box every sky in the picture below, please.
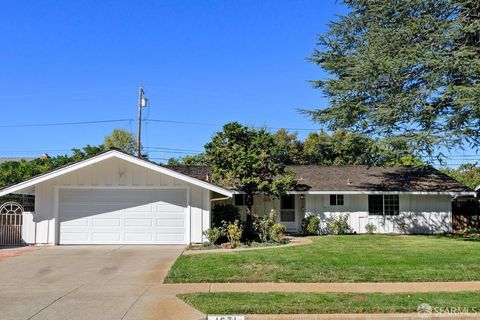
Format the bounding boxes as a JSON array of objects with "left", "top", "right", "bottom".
[
  {"left": 0, "top": 0, "right": 345, "bottom": 162},
  {"left": 0, "top": 1, "right": 475, "bottom": 166}
]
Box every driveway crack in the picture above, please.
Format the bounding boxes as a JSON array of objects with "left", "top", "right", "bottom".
[
  {"left": 26, "top": 284, "right": 84, "bottom": 320},
  {"left": 120, "top": 284, "right": 152, "bottom": 320}
]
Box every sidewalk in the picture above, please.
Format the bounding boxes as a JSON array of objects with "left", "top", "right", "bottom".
[{"left": 166, "top": 281, "right": 480, "bottom": 294}]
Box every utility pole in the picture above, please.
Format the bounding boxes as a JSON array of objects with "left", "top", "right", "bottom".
[{"left": 137, "top": 84, "right": 144, "bottom": 158}]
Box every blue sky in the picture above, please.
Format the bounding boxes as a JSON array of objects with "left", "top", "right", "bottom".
[
  {"left": 0, "top": 1, "right": 475, "bottom": 166},
  {"left": 0, "top": 0, "right": 345, "bottom": 162}
]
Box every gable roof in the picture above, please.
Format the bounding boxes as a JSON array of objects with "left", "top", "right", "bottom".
[{"left": 0, "top": 150, "right": 233, "bottom": 197}]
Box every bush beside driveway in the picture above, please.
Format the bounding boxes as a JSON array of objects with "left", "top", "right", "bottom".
[{"left": 165, "top": 235, "right": 480, "bottom": 283}]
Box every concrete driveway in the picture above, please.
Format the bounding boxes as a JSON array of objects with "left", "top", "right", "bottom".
[{"left": 0, "top": 245, "right": 204, "bottom": 320}]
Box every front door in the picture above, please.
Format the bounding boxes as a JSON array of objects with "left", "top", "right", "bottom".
[{"left": 280, "top": 195, "right": 297, "bottom": 232}]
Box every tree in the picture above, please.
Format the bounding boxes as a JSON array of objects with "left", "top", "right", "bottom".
[
  {"left": 103, "top": 129, "right": 136, "bottom": 155},
  {"left": 304, "top": 0, "right": 480, "bottom": 160},
  {"left": 0, "top": 145, "right": 105, "bottom": 188},
  {"left": 205, "top": 122, "right": 297, "bottom": 218},
  {"left": 167, "top": 153, "right": 208, "bottom": 166},
  {"left": 273, "top": 129, "right": 305, "bottom": 165},
  {"left": 441, "top": 163, "right": 480, "bottom": 189}
]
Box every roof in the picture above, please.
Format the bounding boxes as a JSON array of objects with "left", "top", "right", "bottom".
[
  {"left": 288, "top": 165, "right": 472, "bottom": 194},
  {"left": 0, "top": 149, "right": 474, "bottom": 196},
  {"left": 0, "top": 150, "right": 233, "bottom": 197},
  {"left": 161, "top": 164, "right": 473, "bottom": 195}
]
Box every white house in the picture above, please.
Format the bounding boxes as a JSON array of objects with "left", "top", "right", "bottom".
[{"left": 0, "top": 150, "right": 475, "bottom": 245}]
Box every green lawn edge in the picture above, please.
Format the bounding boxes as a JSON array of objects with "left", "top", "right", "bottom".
[
  {"left": 179, "top": 291, "right": 480, "bottom": 314},
  {"left": 165, "top": 235, "right": 480, "bottom": 283}
]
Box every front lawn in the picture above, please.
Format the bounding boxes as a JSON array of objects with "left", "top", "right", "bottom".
[
  {"left": 180, "top": 291, "right": 480, "bottom": 314},
  {"left": 165, "top": 235, "right": 480, "bottom": 283}
]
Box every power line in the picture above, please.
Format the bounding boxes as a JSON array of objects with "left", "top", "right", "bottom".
[{"left": 0, "top": 119, "right": 132, "bottom": 128}]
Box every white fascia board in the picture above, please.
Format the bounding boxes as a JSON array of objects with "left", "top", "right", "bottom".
[
  {"left": 475, "top": 185, "right": 480, "bottom": 192},
  {"left": 287, "top": 190, "right": 477, "bottom": 196},
  {"left": 0, "top": 150, "right": 233, "bottom": 198}
]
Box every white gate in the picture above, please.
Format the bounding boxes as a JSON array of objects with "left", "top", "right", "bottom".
[{"left": 0, "top": 202, "right": 24, "bottom": 245}]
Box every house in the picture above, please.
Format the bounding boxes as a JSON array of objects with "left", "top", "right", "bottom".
[{"left": 0, "top": 149, "right": 474, "bottom": 245}]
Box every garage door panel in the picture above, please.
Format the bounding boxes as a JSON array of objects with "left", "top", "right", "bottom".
[
  {"left": 124, "top": 218, "right": 153, "bottom": 227},
  {"left": 59, "top": 188, "right": 187, "bottom": 244},
  {"left": 92, "top": 232, "right": 121, "bottom": 242},
  {"left": 92, "top": 218, "right": 121, "bottom": 227},
  {"left": 124, "top": 232, "right": 153, "bottom": 241},
  {"left": 61, "top": 232, "right": 89, "bottom": 242},
  {"left": 156, "top": 219, "right": 184, "bottom": 227},
  {"left": 61, "top": 218, "right": 89, "bottom": 227}
]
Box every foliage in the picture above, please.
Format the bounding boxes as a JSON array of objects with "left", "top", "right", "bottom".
[
  {"left": 273, "top": 129, "right": 305, "bottom": 165},
  {"left": 205, "top": 122, "right": 297, "bottom": 199},
  {"left": 269, "top": 223, "right": 287, "bottom": 242},
  {"left": 304, "top": 0, "right": 480, "bottom": 160},
  {"left": 226, "top": 220, "right": 243, "bottom": 248},
  {"left": 0, "top": 144, "right": 104, "bottom": 188},
  {"left": 253, "top": 210, "right": 277, "bottom": 243},
  {"left": 301, "top": 215, "right": 321, "bottom": 235},
  {"left": 365, "top": 223, "right": 377, "bottom": 234},
  {"left": 205, "top": 122, "right": 297, "bottom": 240},
  {"left": 202, "top": 227, "right": 225, "bottom": 246},
  {"left": 211, "top": 204, "right": 241, "bottom": 228},
  {"left": 167, "top": 153, "right": 208, "bottom": 166},
  {"left": 325, "top": 214, "right": 352, "bottom": 235},
  {"left": 441, "top": 163, "right": 480, "bottom": 189},
  {"left": 463, "top": 226, "right": 480, "bottom": 235},
  {"left": 103, "top": 129, "right": 137, "bottom": 155}
]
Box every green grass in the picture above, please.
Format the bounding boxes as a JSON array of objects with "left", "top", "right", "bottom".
[
  {"left": 179, "top": 291, "right": 480, "bottom": 314},
  {"left": 165, "top": 235, "right": 480, "bottom": 283}
]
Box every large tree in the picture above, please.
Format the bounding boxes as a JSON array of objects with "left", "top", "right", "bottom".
[
  {"left": 205, "top": 122, "right": 297, "bottom": 217},
  {"left": 304, "top": 0, "right": 480, "bottom": 159},
  {"left": 103, "top": 129, "right": 136, "bottom": 155}
]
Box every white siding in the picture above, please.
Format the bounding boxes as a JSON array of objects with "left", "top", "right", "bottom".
[
  {"left": 30, "top": 157, "right": 211, "bottom": 244},
  {"left": 304, "top": 194, "right": 452, "bottom": 234}
]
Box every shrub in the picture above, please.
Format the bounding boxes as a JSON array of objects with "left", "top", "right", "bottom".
[
  {"left": 326, "top": 214, "right": 352, "bottom": 235},
  {"left": 463, "top": 227, "right": 480, "bottom": 235},
  {"left": 227, "top": 220, "right": 243, "bottom": 248},
  {"left": 270, "top": 223, "right": 287, "bottom": 242},
  {"left": 253, "top": 210, "right": 277, "bottom": 242},
  {"left": 301, "top": 215, "right": 320, "bottom": 235},
  {"left": 211, "top": 204, "right": 241, "bottom": 228},
  {"left": 365, "top": 223, "right": 377, "bottom": 234},
  {"left": 202, "top": 227, "right": 225, "bottom": 246}
]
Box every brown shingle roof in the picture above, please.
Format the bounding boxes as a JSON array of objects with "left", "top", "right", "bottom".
[{"left": 164, "top": 165, "right": 472, "bottom": 193}]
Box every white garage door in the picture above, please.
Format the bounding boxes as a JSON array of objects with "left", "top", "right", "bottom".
[{"left": 58, "top": 188, "right": 187, "bottom": 244}]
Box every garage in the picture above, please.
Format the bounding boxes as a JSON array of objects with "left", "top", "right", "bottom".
[{"left": 58, "top": 188, "right": 188, "bottom": 244}]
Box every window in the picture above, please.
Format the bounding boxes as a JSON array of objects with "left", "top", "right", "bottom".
[
  {"left": 330, "top": 194, "right": 344, "bottom": 206},
  {"left": 368, "top": 195, "right": 399, "bottom": 215},
  {"left": 234, "top": 194, "right": 245, "bottom": 206},
  {"left": 280, "top": 195, "right": 295, "bottom": 222},
  {"left": 384, "top": 195, "right": 399, "bottom": 215}
]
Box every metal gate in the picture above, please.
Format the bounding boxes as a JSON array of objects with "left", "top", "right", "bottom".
[{"left": 0, "top": 202, "right": 24, "bottom": 245}]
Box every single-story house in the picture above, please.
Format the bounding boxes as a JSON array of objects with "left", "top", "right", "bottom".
[{"left": 0, "top": 149, "right": 475, "bottom": 245}]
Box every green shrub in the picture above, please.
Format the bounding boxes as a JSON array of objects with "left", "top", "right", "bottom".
[
  {"left": 365, "top": 223, "right": 377, "bottom": 234},
  {"left": 270, "top": 223, "right": 287, "bottom": 242},
  {"left": 253, "top": 210, "right": 276, "bottom": 243},
  {"left": 211, "top": 204, "right": 241, "bottom": 228},
  {"left": 301, "top": 215, "right": 320, "bottom": 235},
  {"left": 302, "top": 215, "right": 319, "bottom": 235},
  {"left": 463, "top": 226, "right": 480, "bottom": 235},
  {"left": 202, "top": 227, "right": 225, "bottom": 246},
  {"left": 326, "top": 214, "right": 352, "bottom": 235},
  {"left": 227, "top": 220, "right": 243, "bottom": 248}
]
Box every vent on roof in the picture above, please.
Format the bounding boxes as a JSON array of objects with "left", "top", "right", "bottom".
[{"left": 347, "top": 178, "right": 352, "bottom": 185}]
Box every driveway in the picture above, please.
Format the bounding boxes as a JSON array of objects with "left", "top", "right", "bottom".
[{"left": 0, "top": 245, "right": 204, "bottom": 320}]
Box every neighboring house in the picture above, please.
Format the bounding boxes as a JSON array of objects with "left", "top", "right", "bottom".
[{"left": 0, "top": 149, "right": 474, "bottom": 245}]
